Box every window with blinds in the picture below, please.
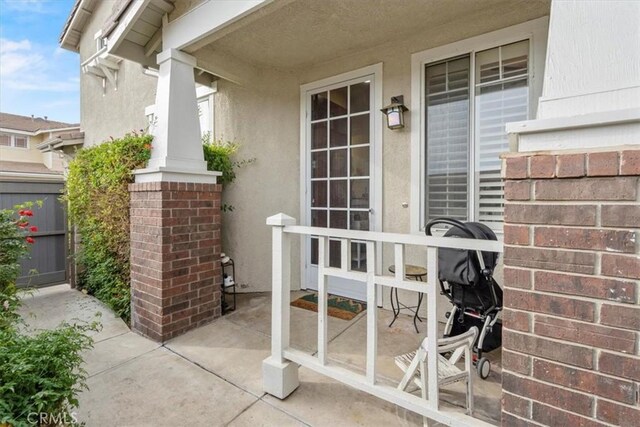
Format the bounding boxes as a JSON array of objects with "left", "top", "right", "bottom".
[
  {"left": 425, "top": 56, "right": 470, "bottom": 221},
  {"left": 424, "top": 40, "right": 529, "bottom": 230}
]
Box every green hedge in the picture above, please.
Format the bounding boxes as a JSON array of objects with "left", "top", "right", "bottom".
[{"left": 64, "top": 133, "right": 152, "bottom": 322}]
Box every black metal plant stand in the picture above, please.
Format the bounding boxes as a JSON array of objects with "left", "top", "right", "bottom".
[{"left": 221, "top": 258, "right": 237, "bottom": 314}]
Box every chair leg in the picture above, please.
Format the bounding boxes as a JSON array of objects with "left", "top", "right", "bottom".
[
  {"left": 467, "top": 373, "right": 474, "bottom": 416},
  {"left": 419, "top": 359, "right": 427, "bottom": 400}
]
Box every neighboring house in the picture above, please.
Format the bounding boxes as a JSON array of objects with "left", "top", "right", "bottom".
[
  {"left": 60, "top": 1, "right": 639, "bottom": 426},
  {"left": 0, "top": 112, "right": 81, "bottom": 180},
  {"left": 0, "top": 112, "right": 81, "bottom": 286}
]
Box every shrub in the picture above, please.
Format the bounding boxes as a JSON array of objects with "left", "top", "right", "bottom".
[
  {"left": 0, "top": 205, "right": 98, "bottom": 426},
  {"left": 0, "top": 202, "right": 40, "bottom": 295},
  {"left": 202, "top": 134, "right": 255, "bottom": 211},
  {"left": 64, "top": 133, "right": 152, "bottom": 322}
]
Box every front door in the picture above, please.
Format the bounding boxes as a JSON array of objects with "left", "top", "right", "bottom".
[{"left": 303, "top": 73, "right": 376, "bottom": 301}]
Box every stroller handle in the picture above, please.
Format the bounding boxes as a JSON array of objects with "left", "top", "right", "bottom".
[
  {"left": 424, "top": 217, "right": 490, "bottom": 273},
  {"left": 425, "top": 218, "right": 476, "bottom": 239}
]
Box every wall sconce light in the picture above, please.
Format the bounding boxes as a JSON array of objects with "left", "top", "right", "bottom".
[{"left": 381, "top": 95, "right": 408, "bottom": 130}]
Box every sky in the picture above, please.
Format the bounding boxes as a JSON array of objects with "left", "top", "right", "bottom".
[{"left": 0, "top": 0, "right": 79, "bottom": 124}]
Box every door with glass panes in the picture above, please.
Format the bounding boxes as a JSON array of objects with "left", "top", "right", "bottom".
[{"left": 305, "top": 76, "right": 374, "bottom": 302}]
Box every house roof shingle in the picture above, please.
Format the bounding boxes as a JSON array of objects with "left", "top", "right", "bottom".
[{"left": 0, "top": 112, "right": 79, "bottom": 134}]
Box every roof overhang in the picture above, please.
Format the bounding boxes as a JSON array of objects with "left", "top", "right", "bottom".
[
  {"left": 0, "top": 172, "right": 65, "bottom": 183},
  {"left": 37, "top": 132, "right": 85, "bottom": 153},
  {"left": 0, "top": 126, "right": 80, "bottom": 136},
  {"left": 60, "top": 0, "right": 99, "bottom": 52}
]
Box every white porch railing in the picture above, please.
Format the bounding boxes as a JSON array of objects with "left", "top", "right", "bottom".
[{"left": 262, "top": 213, "right": 502, "bottom": 427}]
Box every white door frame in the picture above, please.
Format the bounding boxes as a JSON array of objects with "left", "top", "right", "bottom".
[{"left": 299, "top": 63, "right": 383, "bottom": 305}]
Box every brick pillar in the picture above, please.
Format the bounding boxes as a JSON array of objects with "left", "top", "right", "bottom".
[
  {"left": 500, "top": 149, "right": 640, "bottom": 426},
  {"left": 129, "top": 181, "right": 222, "bottom": 342}
]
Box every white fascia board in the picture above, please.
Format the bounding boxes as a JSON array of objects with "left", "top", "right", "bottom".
[
  {"left": 60, "top": 0, "right": 91, "bottom": 52},
  {"left": 162, "top": 0, "right": 270, "bottom": 50},
  {"left": 0, "top": 172, "right": 64, "bottom": 182},
  {"left": 0, "top": 128, "right": 37, "bottom": 136},
  {"left": 35, "top": 126, "right": 81, "bottom": 135}
]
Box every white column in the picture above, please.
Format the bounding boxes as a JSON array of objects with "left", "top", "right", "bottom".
[
  {"left": 507, "top": 0, "right": 640, "bottom": 151},
  {"left": 134, "top": 48, "right": 219, "bottom": 183},
  {"left": 263, "top": 213, "right": 300, "bottom": 399}
]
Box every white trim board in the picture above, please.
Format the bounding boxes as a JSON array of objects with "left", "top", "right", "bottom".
[{"left": 409, "top": 17, "right": 549, "bottom": 234}]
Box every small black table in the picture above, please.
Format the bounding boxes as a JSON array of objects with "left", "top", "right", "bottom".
[{"left": 388, "top": 264, "right": 428, "bottom": 333}]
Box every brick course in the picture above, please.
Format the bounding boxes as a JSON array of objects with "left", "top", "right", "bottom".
[
  {"left": 129, "top": 181, "right": 222, "bottom": 342},
  {"left": 501, "top": 149, "right": 640, "bottom": 426}
]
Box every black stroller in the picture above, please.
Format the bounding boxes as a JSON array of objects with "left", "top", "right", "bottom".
[{"left": 425, "top": 218, "right": 503, "bottom": 379}]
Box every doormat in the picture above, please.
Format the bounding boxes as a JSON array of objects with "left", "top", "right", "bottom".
[{"left": 291, "top": 293, "right": 366, "bottom": 321}]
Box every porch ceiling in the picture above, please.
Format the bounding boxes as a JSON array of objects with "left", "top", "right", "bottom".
[{"left": 188, "top": 0, "right": 550, "bottom": 71}]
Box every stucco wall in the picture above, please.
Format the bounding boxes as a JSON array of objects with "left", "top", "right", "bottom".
[
  {"left": 208, "top": 8, "right": 548, "bottom": 296},
  {"left": 78, "top": 1, "right": 156, "bottom": 146},
  {"left": 213, "top": 68, "right": 301, "bottom": 292}
]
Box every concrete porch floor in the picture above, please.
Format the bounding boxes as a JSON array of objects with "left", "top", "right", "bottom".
[{"left": 18, "top": 285, "right": 501, "bottom": 426}]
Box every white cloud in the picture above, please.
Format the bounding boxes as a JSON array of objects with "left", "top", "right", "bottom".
[
  {"left": 0, "top": 37, "right": 77, "bottom": 92},
  {"left": 0, "top": 38, "right": 45, "bottom": 77},
  {"left": 0, "top": 38, "right": 32, "bottom": 54},
  {"left": 1, "top": 0, "right": 56, "bottom": 14}
]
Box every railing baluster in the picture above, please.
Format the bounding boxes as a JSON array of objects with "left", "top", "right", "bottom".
[
  {"left": 317, "top": 236, "right": 329, "bottom": 365},
  {"left": 365, "top": 241, "right": 377, "bottom": 384},
  {"left": 394, "top": 243, "right": 405, "bottom": 281},
  {"left": 426, "top": 246, "right": 439, "bottom": 409},
  {"left": 341, "top": 238, "right": 349, "bottom": 271}
]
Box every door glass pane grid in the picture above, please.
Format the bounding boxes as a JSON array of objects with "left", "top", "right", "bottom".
[{"left": 309, "top": 79, "right": 372, "bottom": 269}]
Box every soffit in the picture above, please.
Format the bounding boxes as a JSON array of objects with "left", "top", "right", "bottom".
[{"left": 190, "top": 0, "right": 550, "bottom": 70}]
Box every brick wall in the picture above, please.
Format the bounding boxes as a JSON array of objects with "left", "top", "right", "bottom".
[
  {"left": 129, "top": 181, "right": 222, "bottom": 342},
  {"left": 501, "top": 149, "right": 640, "bottom": 426}
]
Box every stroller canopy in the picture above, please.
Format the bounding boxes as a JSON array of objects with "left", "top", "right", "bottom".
[{"left": 430, "top": 220, "right": 499, "bottom": 287}]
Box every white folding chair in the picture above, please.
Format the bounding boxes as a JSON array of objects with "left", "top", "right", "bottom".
[{"left": 395, "top": 326, "right": 478, "bottom": 415}]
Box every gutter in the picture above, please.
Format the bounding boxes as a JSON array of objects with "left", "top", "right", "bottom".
[{"left": 0, "top": 172, "right": 65, "bottom": 182}]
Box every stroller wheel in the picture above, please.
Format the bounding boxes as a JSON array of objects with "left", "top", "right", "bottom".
[{"left": 477, "top": 357, "right": 491, "bottom": 380}]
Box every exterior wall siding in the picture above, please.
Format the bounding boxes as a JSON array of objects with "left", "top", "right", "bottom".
[
  {"left": 501, "top": 149, "right": 640, "bottom": 426},
  {"left": 129, "top": 181, "right": 222, "bottom": 342},
  {"left": 78, "top": 1, "right": 156, "bottom": 147}
]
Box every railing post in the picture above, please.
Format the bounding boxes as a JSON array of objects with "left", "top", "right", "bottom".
[
  {"left": 426, "top": 247, "right": 439, "bottom": 409},
  {"left": 365, "top": 241, "right": 377, "bottom": 384},
  {"left": 263, "top": 213, "right": 300, "bottom": 399},
  {"left": 317, "top": 236, "right": 329, "bottom": 365}
]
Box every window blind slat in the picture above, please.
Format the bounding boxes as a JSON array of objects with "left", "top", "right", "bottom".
[
  {"left": 425, "top": 56, "right": 471, "bottom": 222},
  {"left": 475, "top": 40, "right": 529, "bottom": 230}
]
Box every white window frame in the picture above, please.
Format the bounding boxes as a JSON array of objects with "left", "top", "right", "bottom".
[
  {"left": 197, "top": 84, "right": 216, "bottom": 140},
  {"left": 0, "top": 132, "right": 30, "bottom": 149},
  {"left": 409, "top": 17, "right": 549, "bottom": 234}
]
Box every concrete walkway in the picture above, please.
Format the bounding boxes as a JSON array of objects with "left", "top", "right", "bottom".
[{"left": 18, "top": 285, "right": 501, "bottom": 426}]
